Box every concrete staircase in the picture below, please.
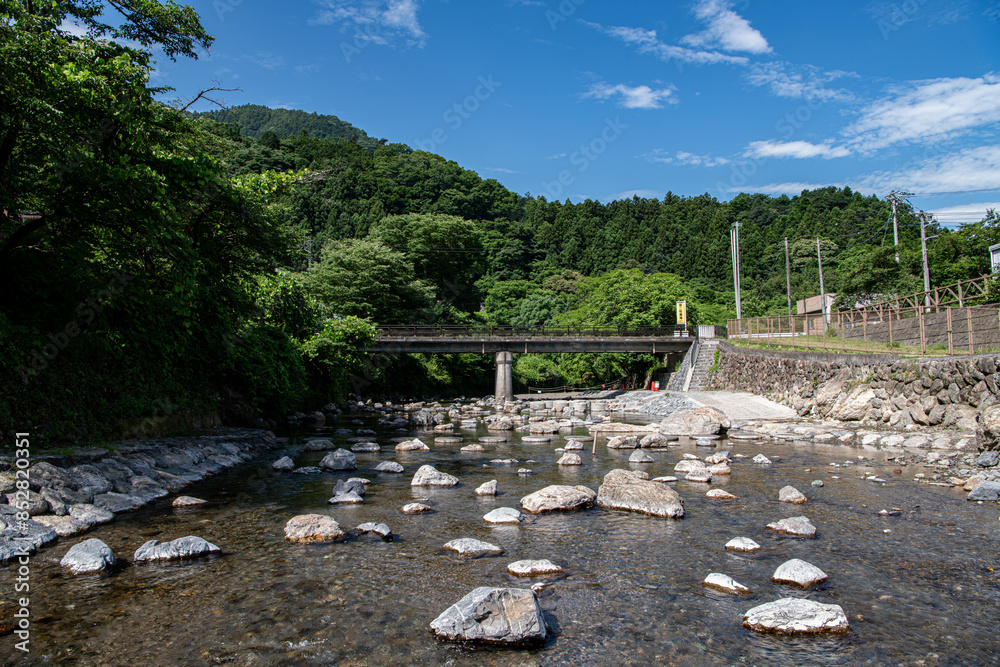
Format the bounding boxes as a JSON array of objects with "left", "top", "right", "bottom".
[{"left": 687, "top": 339, "right": 721, "bottom": 391}]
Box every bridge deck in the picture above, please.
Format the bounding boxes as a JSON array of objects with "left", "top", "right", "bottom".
[{"left": 370, "top": 325, "right": 697, "bottom": 354}]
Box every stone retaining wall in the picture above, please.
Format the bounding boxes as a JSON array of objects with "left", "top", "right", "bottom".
[{"left": 708, "top": 341, "right": 998, "bottom": 430}]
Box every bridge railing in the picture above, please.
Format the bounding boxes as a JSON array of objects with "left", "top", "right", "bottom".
[{"left": 375, "top": 324, "right": 696, "bottom": 338}]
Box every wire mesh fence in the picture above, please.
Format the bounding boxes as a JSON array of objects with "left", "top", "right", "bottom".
[{"left": 727, "top": 303, "right": 1000, "bottom": 356}]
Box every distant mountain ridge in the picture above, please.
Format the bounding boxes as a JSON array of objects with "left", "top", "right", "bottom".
[{"left": 193, "top": 104, "right": 382, "bottom": 148}]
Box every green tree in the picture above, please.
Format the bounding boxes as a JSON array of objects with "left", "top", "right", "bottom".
[{"left": 303, "top": 238, "right": 433, "bottom": 323}]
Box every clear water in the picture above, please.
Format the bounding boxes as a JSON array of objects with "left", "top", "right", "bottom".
[{"left": 6, "top": 412, "right": 1000, "bottom": 666}]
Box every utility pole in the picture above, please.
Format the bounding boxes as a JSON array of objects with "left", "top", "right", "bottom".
[
  {"left": 887, "top": 190, "right": 914, "bottom": 263},
  {"left": 919, "top": 211, "right": 932, "bottom": 310},
  {"left": 784, "top": 237, "right": 793, "bottom": 328},
  {"left": 817, "top": 238, "right": 828, "bottom": 325},
  {"left": 731, "top": 222, "right": 742, "bottom": 320}
]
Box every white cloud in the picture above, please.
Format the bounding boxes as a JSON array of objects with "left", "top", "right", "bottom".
[
  {"left": 583, "top": 82, "right": 677, "bottom": 109},
  {"left": 845, "top": 74, "right": 1000, "bottom": 152},
  {"left": 641, "top": 148, "right": 730, "bottom": 166},
  {"left": 681, "top": 0, "right": 771, "bottom": 54},
  {"left": 929, "top": 202, "right": 1000, "bottom": 225},
  {"left": 745, "top": 140, "right": 850, "bottom": 160},
  {"left": 485, "top": 167, "right": 521, "bottom": 174},
  {"left": 245, "top": 52, "right": 287, "bottom": 70},
  {"left": 858, "top": 145, "right": 1000, "bottom": 194},
  {"left": 744, "top": 62, "right": 856, "bottom": 101},
  {"left": 726, "top": 181, "right": 834, "bottom": 195},
  {"left": 311, "top": 0, "right": 426, "bottom": 46},
  {"left": 588, "top": 22, "right": 749, "bottom": 66},
  {"left": 544, "top": 152, "right": 567, "bottom": 160}
]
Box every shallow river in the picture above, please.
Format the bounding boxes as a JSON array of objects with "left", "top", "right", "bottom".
[{"left": 7, "top": 410, "right": 1000, "bottom": 666}]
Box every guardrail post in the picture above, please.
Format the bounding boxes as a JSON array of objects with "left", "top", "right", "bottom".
[{"left": 947, "top": 307, "right": 954, "bottom": 355}]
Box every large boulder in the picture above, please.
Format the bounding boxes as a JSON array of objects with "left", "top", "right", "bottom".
[
  {"left": 133, "top": 536, "right": 220, "bottom": 563},
  {"left": 967, "top": 481, "right": 1000, "bottom": 501},
  {"left": 410, "top": 465, "right": 459, "bottom": 487},
  {"left": 284, "top": 514, "right": 345, "bottom": 543},
  {"left": 596, "top": 469, "right": 684, "bottom": 518},
  {"left": 742, "top": 598, "right": 849, "bottom": 635},
  {"left": 772, "top": 558, "right": 828, "bottom": 587},
  {"left": 828, "top": 386, "right": 876, "bottom": 421},
  {"left": 976, "top": 403, "right": 1000, "bottom": 452},
  {"left": 606, "top": 435, "right": 638, "bottom": 449},
  {"left": 319, "top": 449, "right": 357, "bottom": 471},
  {"left": 430, "top": 587, "right": 547, "bottom": 645},
  {"left": 395, "top": 438, "right": 430, "bottom": 452},
  {"left": 659, "top": 407, "right": 730, "bottom": 436},
  {"left": 520, "top": 485, "right": 596, "bottom": 513},
  {"left": 60, "top": 538, "right": 116, "bottom": 574},
  {"left": 767, "top": 516, "right": 817, "bottom": 537}
]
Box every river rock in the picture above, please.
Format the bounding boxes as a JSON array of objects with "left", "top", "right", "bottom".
[
  {"left": 976, "top": 403, "right": 1000, "bottom": 451},
  {"left": 606, "top": 435, "right": 639, "bottom": 449},
  {"left": 410, "top": 465, "right": 459, "bottom": 487},
  {"left": 705, "top": 453, "right": 730, "bottom": 465},
  {"left": 629, "top": 450, "right": 654, "bottom": 463},
  {"left": 640, "top": 432, "right": 677, "bottom": 448},
  {"left": 659, "top": 407, "right": 730, "bottom": 436},
  {"left": 33, "top": 515, "right": 89, "bottom": 537},
  {"left": 557, "top": 453, "right": 582, "bottom": 466},
  {"left": 327, "top": 491, "right": 363, "bottom": 504},
  {"left": 68, "top": 504, "right": 114, "bottom": 527},
  {"left": 292, "top": 466, "right": 323, "bottom": 474},
  {"left": 333, "top": 478, "right": 366, "bottom": 496},
  {"left": 652, "top": 476, "right": 678, "bottom": 483},
  {"left": 597, "top": 469, "right": 685, "bottom": 518},
  {"left": 767, "top": 516, "right": 817, "bottom": 537},
  {"left": 444, "top": 538, "right": 503, "bottom": 556},
  {"left": 302, "top": 439, "right": 335, "bottom": 452},
  {"left": 401, "top": 502, "right": 433, "bottom": 514},
  {"left": 706, "top": 489, "right": 736, "bottom": 500},
  {"left": 772, "top": 558, "right": 829, "bottom": 587},
  {"left": 430, "top": 587, "right": 546, "bottom": 645},
  {"left": 520, "top": 485, "right": 597, "bottom": 513},
  {"left": 93, "top": 492, "right": 147, "bottom": 513},
  {"left": 977, "top": 450, "right": 1000, "bottom": 468},
  {"left": 60, "top": 538, "right": 116, "bottom": 574},
  {"left": 484, "top": 507, "right": 522, "bottom": 524},
  {"left": 702, "top": 572, "right": 751, "bottom": 595},
  {"left": 356, "top": 522, "right": 392, "bottom": 540},
  {"left": 685, "top": 469, "right": 712, "bottom": 483},
  {"left": 564, "top": 439, "right": 584, "bottom": 451},
  {"left": 475, "top": 480, "right": 498, "bottom": 496},
  {"left": 319, "top": 449, "right": 357, "bottom": 471},
  {"left": 507, "top": 559, "right": 562, "bottom": 576},
  {"left": 779, "top": 486, "right": 808, "bottom": 504},
  {"left": 708, "top": 463, "right": 731, "bottom": 475},
  {"left": 351, "top": 441, "right": 380, "bottom": 453},
  {"left": 674, "top": 460, "right": 707, "bottom": 473},
  {"left": 725, "top": 537, "right": 761, "bottom": 552},
  {"left": 742, "top": 598, "right": 849, "bottom": 635},
  {"left": 461, "top": 443, "right": 485, "bottom": 452},
  {"left": 374, "top": 461, "right": 405, "bottom": 473},
  {"left": 272, "top": 456, "right": 295, "bottom": 472},
  {"left": 134, "top": 536, "right": 220, "bottom": 562},
  {"left": 396, "top": 438, "right": 430, "bottom": 452},
  {"left": 752, "top": 454, "right": 772, "bottom": 464},
  {"left": 967, "top": 481, "right": 1000, "bottom": 501},
  {"left": 284, "top": 514, "right": 345, "bottom": 543}
]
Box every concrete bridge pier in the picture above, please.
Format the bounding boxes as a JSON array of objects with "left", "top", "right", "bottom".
[{"left": 494, "top": 351, "right": 513, "bottom": 402}]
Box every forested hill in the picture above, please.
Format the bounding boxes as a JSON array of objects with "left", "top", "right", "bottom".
[{"left": 193, "top": 104, "right": 382, "bottom": 148}]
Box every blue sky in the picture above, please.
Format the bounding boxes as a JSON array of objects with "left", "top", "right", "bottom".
[{"left": 147, "top": 0, "right": 999, "bottom": 226}]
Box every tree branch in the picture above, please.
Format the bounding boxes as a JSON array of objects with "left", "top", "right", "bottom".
[{"left": 180, "top": 85, "right": 242, "bottom": 112}]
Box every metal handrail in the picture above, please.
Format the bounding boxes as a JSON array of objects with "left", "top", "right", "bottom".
[{"left": 375, "top": 324, "right": 695, "bottom": 338}]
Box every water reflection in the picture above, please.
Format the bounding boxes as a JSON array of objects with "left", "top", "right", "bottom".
[{"left": 7, "top": 409, "right": 1000, "bottom": 666}]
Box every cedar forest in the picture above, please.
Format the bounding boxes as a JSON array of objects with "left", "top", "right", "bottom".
[{"left": 2, "top": 0, "right": 999, "bottom": 446}]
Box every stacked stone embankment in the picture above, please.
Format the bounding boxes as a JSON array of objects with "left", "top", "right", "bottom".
[{"left": 708, "top": 341, "right": 995, "bottom": 430}]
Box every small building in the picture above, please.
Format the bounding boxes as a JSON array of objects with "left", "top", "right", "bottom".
[
  {"left": 796, "top": 293, "right": 835, "bottom": 331},
  {"left": 990, "top": 243, "right": 1000, "bottom": 273}
]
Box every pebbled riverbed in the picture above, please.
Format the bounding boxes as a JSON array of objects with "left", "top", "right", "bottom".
[{"left": 5, "top": 410, "right": 1000, "bottom": 666}]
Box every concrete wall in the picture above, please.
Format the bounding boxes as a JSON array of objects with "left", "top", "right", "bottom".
[{"left": 708, "top": 341, "right": 999, "bottom": 430}]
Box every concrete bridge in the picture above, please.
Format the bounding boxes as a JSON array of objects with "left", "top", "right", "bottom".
[{"left": 370, "top": 325, "right": 712, "bottom": 400}]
